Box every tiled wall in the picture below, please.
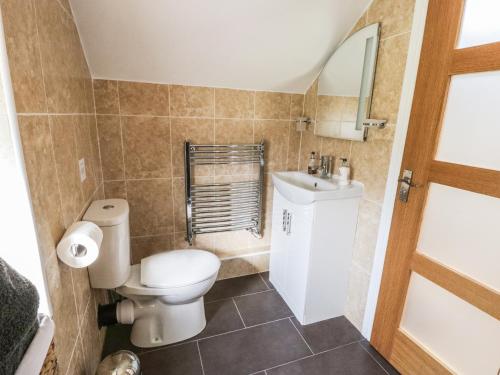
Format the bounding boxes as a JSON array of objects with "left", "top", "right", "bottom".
[
  {"left": 297, "top": 0, "right": 416, "bottom": 329},
  {"left": 1, "top": 0, "right": 106, "bottom": 373},
  {"left": 93, "top": 81, "right": 305, "bottom": 278}
]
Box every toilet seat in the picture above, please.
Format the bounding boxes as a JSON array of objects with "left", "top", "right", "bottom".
[{"left": 119, "top": 250, "right": 220, "bottom": 296}]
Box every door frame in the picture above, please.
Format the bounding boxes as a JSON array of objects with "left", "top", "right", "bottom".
[
  {"left": 368, "top": 0, "right": 500, "bottom": 372},
  {"left": 362, "top": 0, "right": 429, "bottom": 338}
]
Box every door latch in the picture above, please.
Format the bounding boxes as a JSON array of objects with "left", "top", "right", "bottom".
[{"left": 398, "top": 169, "right": 419, "bottom": 202}]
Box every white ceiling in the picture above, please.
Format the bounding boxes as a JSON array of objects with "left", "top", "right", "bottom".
[{"left": 70, "top": 0, "right": 371, "bottom": 93}]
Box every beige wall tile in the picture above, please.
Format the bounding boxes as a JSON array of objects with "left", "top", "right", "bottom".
[
  {"left": 130, "top": 234, "right": 174, "bottom": 264},
  {"left": 290, "top": 94, "right": 304, "bottom": 119},
  {"left": 254, "top": 120, "right": 290, "bottom": 172},
  {"left": 44, "top": 255, "right": 80, "bottom": 374},
  {"left": 352, "top": 200, "right": 382, "bottom": 273},
  {"left": 255, "top": 91, "right": 291, "bottom": 120},
  {"left": 49, "top": 115, "right": 83, "bottom": 227},
  {"left": 351, "top": 139, "right": 392, "bottom": 203},
  {"left": 367, "top": 0, "right": 415, "bottom": 39},
  {"left": 6, "top": 0, "right": 104, "bottom": 369},
  {"left": 81, "top": 297, "right": 103, "bottom": 375},
  {"left": 123, "top": 116, "right": 171, "bottom": 179},
  {"left": 170, "top": 85, "right": 214, "bottom": 117},
  {"left": 303, "top": 80, "right": 318, "bottom": 120},
  {"left": 87, "top": 115, "right": 102, "bottom": 185},
  {"left": 127, "top": 179, "right": 174, "bottom": 236},
  {"left": 118, "top": 81, "right": 170, "bottom": 115},
  {"left": 214, "top": 118, "right": 253, "bottom": 144},
  {"left": 35, "top": 0, "right": 89, "bottom": 113},
  {"left": 217, "top": 253, "right": 269, "bottom": 280},
  {"left": 69, "top": 336, "right": 87, "bottom": 375},
  {"left": 172, "top": 177, "right": 185, "bottom": 233},
  {"left": 71, "top": 267, "right": 91, "bottom": 326},
  {"left": 286, "top": 122, "right": 301, "bottom": 171},
  {"left": 214, "top": 88, "right": 254, "bottom": 119},
  {"left": 1, "top": 0, "right": 47, "bottom": 113},
  {"left": 75, "top": 115, "right": 97, "bottom": 202},
  {"left": 104, "top": 180, "right": 127, "bottom": 199},
  {"left": 18, "top": 115, "right": 64, "bottom": 261},
  {"left": 370, "top": 34, "right": 411, "bottom": 125},
  {"left": 56, "top": 0, "right": 72, "bottom": 15},
  {"left": 93, "top": 79, "right": 119, "bottom": 114},
  {"left": 96, "top": 115, "right": 124, "bottom": 180},
  {"left": 170, "top": 117, "right": 214, "bottom": 177},
  {"left": 213, "top": 230, "right": 252, "bottom": 258},
  {"left": 345, "top": 263, "right": 370, "bottom": 330}
]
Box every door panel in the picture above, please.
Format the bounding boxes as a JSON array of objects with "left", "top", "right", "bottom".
[
  {"left": 400, "top": 273, "right": 500, "bottom": 375},
  {"left": 457, "top": 0, "right": 500, "bottom": 48},
  {"left": 371, "top": 1, "right": 500, "bottom": 373},
  {"left": 435, "top": 70, "right": 500, "bottom": 170},
  {"left": 417, "top": 183, "right": 500, "bottom": 290}
]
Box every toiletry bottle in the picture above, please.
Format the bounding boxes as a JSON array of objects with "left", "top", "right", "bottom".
[
  {"left": 338, "top": 158, "right": 350, "bottom": 185},
  {"left": 308, "top": 152, "right": 318, "bottom": 174}
]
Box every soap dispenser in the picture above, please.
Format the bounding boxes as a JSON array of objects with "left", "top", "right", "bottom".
[
  {"left": 338, "top": 158, "right": 350, "bottom": 186},
  {"left": 308, "top": 152, "right": 319, "bottom": 175}
]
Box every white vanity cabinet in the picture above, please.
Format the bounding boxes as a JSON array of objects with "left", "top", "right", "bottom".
[{"left": 269, "top": 172, "right": 363, "bottom": 325}]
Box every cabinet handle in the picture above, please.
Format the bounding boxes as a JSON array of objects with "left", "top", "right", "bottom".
[
  {"left": 286, "top": 212, "right": 292, "bottom": 236},
  {"left": 282, "top": 209, "right": 287, "bottom": 232}
]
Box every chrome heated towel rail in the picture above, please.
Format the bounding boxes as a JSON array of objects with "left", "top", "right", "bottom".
[{"left": 184, "top": 141, "right": 265, "bottom": 245}]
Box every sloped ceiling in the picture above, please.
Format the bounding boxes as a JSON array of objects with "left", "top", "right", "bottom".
[{"left": 70, "top": 0, "right": 371, "bottom": 93}]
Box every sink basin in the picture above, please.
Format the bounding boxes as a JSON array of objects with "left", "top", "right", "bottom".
[{"left": 272, "top": 171, "right": 363, "bottom": 205}]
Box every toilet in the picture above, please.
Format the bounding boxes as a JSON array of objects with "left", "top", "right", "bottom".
[{"left": 83, "top": 198, "right": 220, "bottom": 348}]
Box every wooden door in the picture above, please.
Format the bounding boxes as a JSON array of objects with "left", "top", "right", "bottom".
[{"left": 370, "top": 1, "right": 500, "bottom": 374}]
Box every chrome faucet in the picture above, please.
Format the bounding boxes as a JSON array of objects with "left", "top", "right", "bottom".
[{"left": 319, "top": 155, "right": 333, "bottom": 178}]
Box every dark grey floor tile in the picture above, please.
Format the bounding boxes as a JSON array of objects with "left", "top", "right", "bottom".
[
  {"left": 139, "top": 342, "right": 203, "bottom": 375},
  {"left": 197, "top": 299, "right": 245, "bottom": 338},
  {"left": 205, "top": 274, "right": 269, "bottom": 302},
  {"left": 360, "top": 339, "right": 400, "bottom": 375},
  {"left": 101, "top": 324, "right": 143, "bottom": 358},
  {"left": 267, "top": 342, "right": 387, "bottom": 375},
  {"left": 234, "top": 290, "right": 292, "bottom": 326},
  {"left": 259, "top": 272, "right": 274, "bottom": 289},
  {"left": 291, "top": 316, "right": 362, "bottom": 353},
  {"left": 199, "top": 318, "right": 312, "bottom": 375}
]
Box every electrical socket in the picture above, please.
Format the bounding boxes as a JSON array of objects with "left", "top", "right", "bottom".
[{"left": 79, "top": 158, "right": 86, "bottom": 182}]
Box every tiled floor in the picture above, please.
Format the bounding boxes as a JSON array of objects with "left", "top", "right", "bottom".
[{"left": 102, "top": 272, "right": 399, "bottom": 375}]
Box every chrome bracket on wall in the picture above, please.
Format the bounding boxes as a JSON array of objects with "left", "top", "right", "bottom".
[
  {"left": 362, "top": 119, "right": 387, "bottom": 140},
  {"left": 184, "top": 140, "right": 265, "bottom": 245}
]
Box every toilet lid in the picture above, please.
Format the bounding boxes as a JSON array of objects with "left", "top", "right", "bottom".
[{"left": 140, "top": 250, "right": 220, "bottom": 288}]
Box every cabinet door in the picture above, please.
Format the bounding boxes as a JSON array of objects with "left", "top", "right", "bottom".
[
  {"left": 283, "top": 199, "right": 314, "bottom": 322},
  {"left": 269, "top": 189, "right": 288, "bottom": 294}
]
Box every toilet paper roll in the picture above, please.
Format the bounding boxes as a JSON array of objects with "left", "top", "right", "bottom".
[{"left": 56, "top": 221, "right": 103, "bottom": 268}]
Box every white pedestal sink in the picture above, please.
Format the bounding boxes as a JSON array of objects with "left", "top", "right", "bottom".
[{"left": 269, "top": 172, "right": 363, "bottom": 325}]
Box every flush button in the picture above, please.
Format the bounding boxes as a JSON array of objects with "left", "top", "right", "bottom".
[{"left": 102, "top": 205, "right": 115, "bottom": 210}]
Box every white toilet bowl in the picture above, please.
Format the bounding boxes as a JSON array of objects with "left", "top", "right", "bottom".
[
  {"left": 83, "top": 199, "right": 221, "bottom": 348},
  {"left": 116, "top": 249, "right": 220, "bottom": 348}
]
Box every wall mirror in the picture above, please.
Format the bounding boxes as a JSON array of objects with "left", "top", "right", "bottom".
[{"left": 315, "top": 23, "right": 380, "bottom": 141}]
